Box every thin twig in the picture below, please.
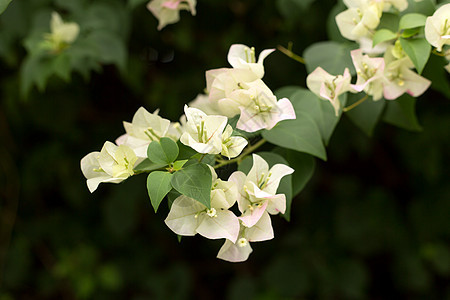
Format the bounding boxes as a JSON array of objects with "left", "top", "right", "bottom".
[
  {"left": 277, "top": 44, "right": 306, "bottom": 64},
  {"left": 214, "top": 138, "right": 267, "bottom": 169},
  {"left": 343, "top": 94, "right": 369, "bottom": 112}
]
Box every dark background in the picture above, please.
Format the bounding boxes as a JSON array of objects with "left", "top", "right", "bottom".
[{"left": 1, "top": 0, "right": 449, "bottom": 299}]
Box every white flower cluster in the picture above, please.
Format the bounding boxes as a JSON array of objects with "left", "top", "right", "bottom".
[
  {"left": 306, "top": 1, "right": 450, "bottom": 114},
  {"left": 193, "top": 44, "right": 296, "bottom": 132},
  {"left": 166, "top": 155, "right": 293, "bottom": 262},
  {"left": 81, "top": 44, "right": 297, "bottom": 262}
]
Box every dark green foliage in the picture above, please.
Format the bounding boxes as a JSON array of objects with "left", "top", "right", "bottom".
[{"left": 0, "top": 0, "right": 449, "bottom": 299}]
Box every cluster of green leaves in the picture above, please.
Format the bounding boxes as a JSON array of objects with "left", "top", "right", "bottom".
[
  {"left": 135, "top": 138, "right": 213, "bottom": 211},
  {"left": 373, "top": 12, "right": 430, "bottom": 74},
  {"left": 20, "top": 0, "right": 129, "bottom": 98}
]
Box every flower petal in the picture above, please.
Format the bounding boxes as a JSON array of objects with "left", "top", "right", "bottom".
[
  {"left": 217, "top": 239, "right": 253, "bottom": 262},
  {"left": 164, "top": 195, "right": 203, "bottom": 236},
  {"left": 196, "top": 209, "right": 240, "bottom": 242},
  {"left": 238, "top": 200, "right": 268, "bottom": 228},
  {"left": 246, "top": 211, "right": 274, "bottom": 242}
]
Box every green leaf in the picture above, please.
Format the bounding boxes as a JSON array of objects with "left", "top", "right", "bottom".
[
  {"left": 147, "top": 137, "right": 179, "bottom": 165},
  {"left": 372, "top": 29, "right": 398, "bottom": 47},
  {"left": 304, "top": 41, "right": 357, "bottom": 75},
  {"left": 20, "top": 55, "right": 54, "bottom": 98},
  {"left": 378, "top": 13, "right": 400, "bottom": 32},
  {"left": 284, "top": 149, "right": 315, "bottom": 197},
  {"left": 177, "top": 142, "right": 198, "bottom": 160},
  {"left": 320, "top": 93, "right": 347, "bottom": 145},
  {"left": 52, "top": 53, "right": 72, "bottom": 82},
  {"left": 85, "top": 30, "right": 127, "bottom": 71},
  {"left": 422, "top": 54, "right": 450, "bottom": 98},
  {"left": 147, "top": 171, "right": 173, "bottom": 212},
  {"left": 402, "top": 0, "right": 435, "bottom": 16},
  {"left": 401, "top": 27, "right": 421, "bottom": 38},
  {"left": 167, "top": 189, "right": 182, "bottom": 208},
  {"left": 274, "top": 85, "right": 303, "bottom": 100},
  {"left": 399, "top": 37, "right": 431, "bottom": 74},
  {"left": 133, "top": 159, "right": 166, "bottom": 172},
  {"left": 399, "top": 13, "right": 427, "bottom": 30},
  {"left": 382, "top": 95, "right": 422, "bottom": 132},
  {"left": 171, "top": 163, "right": 212, "bottom": 208},
  {"left": 262, "top": 89, "right": 327, "bottom": 160},
  {"left": 0, "top": 0, "right": 12, "bottom": 15},
  {"left": 239, "top": 152, "right": 293, "bottom": 221},
  {"left": 345, "top": 93, "right": 386, "bottom": 136},
  {"left": 172, "top": 160, "right": 188, "bottom": 171}
]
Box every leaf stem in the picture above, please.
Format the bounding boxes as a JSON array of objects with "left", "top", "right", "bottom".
[
  {"left": 431, "top": 49, "right": 450, "bottom": 57},
  {"left": 343, "top": 94, "right": 369, "bottom": 112},
  {"left": 277, "top": 43, "right": 305, "bottom": 65},
  {"left": 214, "top": 138, "right": 267, "bottom": 169}
]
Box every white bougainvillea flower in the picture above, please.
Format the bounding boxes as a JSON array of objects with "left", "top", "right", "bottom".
[
  {"left": 165, "top": 168, "right": 240, "bottom": 242},
  {"left": 229, "top": 154, "right": 294, "bottom": 227},
  {"left": 216, "top": 80, "right": 296, "bottom": 132},
  {"left": 217, "top": 212, "right": 274, "bottom": 262},
  {"left": 81, "top": 142, "right": 137, "bottom": 193},
  {"left": 180, "top": 106, "right": 227, "bottom": 154},
  {"left": 306, "top": 67, "right": 353, "bottom": 116},
  {"left": 425, "top": 4, "right": 450, "bottom": 52},
  {"left": 383, "top": 58, "right": 431, "bottom": 99},
  {"left": 221, "top": 125, "right": 248, "bottom": 159},
  {"left": 117, "top": 107, "right": 172, "bottom": 158},
  {"left": 382, "top": 46, "right": 431, "bottom": 99},
  {"left": 206, "top": 68, "right": 259, "bottom": 109},
  {"left": 350, "top": 49, "right": 386, "bottom": 100},
  {"left": 336, "top": 1, "right": 382, "bottom": 41},
  {"left": 43, "top": 12, "right": 79, "bottom": 52},
  {"left": 147, "top": 0, "right": 196, "bottom": 31},
  {"left": 227, "top": 44, "right": 276, "bottom": 78}
]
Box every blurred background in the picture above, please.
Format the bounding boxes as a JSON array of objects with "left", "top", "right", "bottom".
[{"left": 1, "top": 0, "right": 449, "bottom": 299}]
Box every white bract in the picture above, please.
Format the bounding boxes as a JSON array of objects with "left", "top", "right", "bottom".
[
  {"left": 383, "top": 47, "right": 431, "bottom": 100},
  {"left": 227, "top": 44, "right": 275, "bottom": 78},
  {"left": 306, "top": 67, "right": 352, "bottom": 116},
  {"left": 217, "top": 212, "right": 274, "bottom": 262},
  {"left": 81, "top": 142, "right": 137, "bottom": 193},
  {"left": 116, "top": 107, "right": 172, "bottom": 158},
  {"left": 221, "top": 125, "right": 248, "bottom": 159},
  {"left": 425, "top": 4, "right": 450, "bottom": 52},
  {"left": 336, "top": 1, "right": 383, "bottom": 41},
  {"left": 233, "top": 81, "right": 296, "bottom": 132},
  {"left": 229, "top": 154, "right": 294, "bottom": 228},
  {"left": 351, "top": 49, "right": 386, "bottom": 100},
  {"left": 206, "top": 68, "right": 259, "bottom": 109},
  {"left": 180, "top": 106, "right": 227, "bottom": 154},
  {"left": 43, "top": 12, "right": 79, "bottom": 52},
  {"left": 209, "top": 77, "right": 296, "bottom": 132},
  {"left": 147, "top": 0, "right": 196, "bottom": 30},
  {"left": 165, "top": 168, "right": 240, "bottom": 242}
]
